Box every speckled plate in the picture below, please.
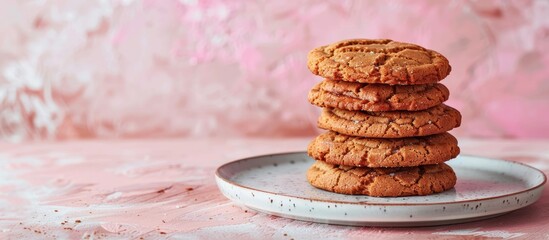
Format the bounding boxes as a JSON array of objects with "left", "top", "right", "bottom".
[{"left": 215, "top": 152, "right": 546, "bottom": 227}]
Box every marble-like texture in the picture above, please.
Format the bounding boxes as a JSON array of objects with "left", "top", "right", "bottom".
[
  {"left": 0, "top": 138, "right": 548, "bottom": 239},
  {"left": 0, "top": 0, "right": 549, "bottom": 141}
]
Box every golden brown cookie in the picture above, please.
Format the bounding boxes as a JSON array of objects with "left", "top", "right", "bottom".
[
  {"left": 308, "top": 79, "right": 450, "bottom": 111},
  {"left": 307, "top": 161, "right": 457, "bottom": 197},
  {"left": 307, "top": 39, "right": 451, "bottom": 85},
  {"left": 317, "top": 104, "right": 461, "bottom": 138},
  {"left": 307, "top": 131, "right": 459, "bottom": 167}
]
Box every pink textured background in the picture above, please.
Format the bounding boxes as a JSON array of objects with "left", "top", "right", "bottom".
[{"left": 1, "top": 0, "right": 548, "bottom": 141}]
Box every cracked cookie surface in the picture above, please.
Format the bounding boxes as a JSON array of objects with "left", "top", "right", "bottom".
[
  {"left": 307, "top": 131, "right": 459, "bottom": 167},
  {"left": 308, "top": 79, "right": 449, "bottom": 111},
  {"left": 318, "top": 104, "right": 461, "bottom": 138},
  {"left": 307, "top": 39, "right": 451, "bottom": 85},
  {"left": 306, "top": 160, "right": 456, "bottom": 196}
]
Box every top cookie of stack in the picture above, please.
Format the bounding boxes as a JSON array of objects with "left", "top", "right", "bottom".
[
  {"left": 307, "top": 39, "right": 451, "bottom": 86},
  {"left": 305, "top": 39, "right": 461, "bottom": 197}
]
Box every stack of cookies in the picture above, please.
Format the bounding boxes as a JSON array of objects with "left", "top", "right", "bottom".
[{"left": 305, "top": 39, "right": 461, "bottom": 197}]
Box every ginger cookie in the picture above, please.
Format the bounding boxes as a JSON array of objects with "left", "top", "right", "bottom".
[
  {"left": 317, "top": 104, "right": 461, "bottom": 138},
  {"left": 307, "top": 39, "right": 451, "bottom": 85},
  {"left": 308, "top": 79, "right": 449, "bottom": 111},
  {"left": 307, "top": 131, "right": 459, "bottom": 167},
  {"left": 306, "top": 160, "right": 456, "bottom": 197}
]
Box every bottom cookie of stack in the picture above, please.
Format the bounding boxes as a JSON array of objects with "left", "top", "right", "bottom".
[{"left": 307, "top": 161, "right": 457, "bottom": 197}]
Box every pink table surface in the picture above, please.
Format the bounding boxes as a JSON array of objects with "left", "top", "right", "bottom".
[{"left": 0, "top": 138, "right": 548, "bottom": 239}]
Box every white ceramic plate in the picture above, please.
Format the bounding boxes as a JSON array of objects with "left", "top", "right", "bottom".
[{"left": 215, "top": 152, "right": 546, "bottom": 227}]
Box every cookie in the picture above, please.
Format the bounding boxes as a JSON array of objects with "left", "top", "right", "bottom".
[
  {"left": 307, "top": 160, "right": 456, "bottom": 196},
  {"left": 317, "top": 104, "right": 461, "bottom": 138},
  {"left": 307, "top": 39, "right": 451, "bottom": 85},
  {"left": 308, "top": 79, "right": 449, "bottom": 111},
  {"left": 307, "top": 131, "right": 459, "bottom": 167}
]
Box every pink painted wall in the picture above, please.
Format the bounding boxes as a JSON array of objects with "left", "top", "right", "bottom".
[{"left": 1, "top": 0, "right": 548, "bottom": 141}]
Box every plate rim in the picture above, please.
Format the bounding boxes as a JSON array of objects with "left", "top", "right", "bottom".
[{"left": 215, "top": 151, "right": 547, "bottom": 206}]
